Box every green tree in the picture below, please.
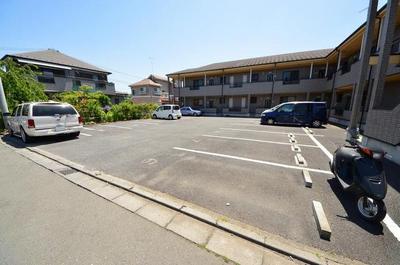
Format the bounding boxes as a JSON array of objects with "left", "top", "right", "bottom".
[{"left": 0, "top": 58, "right": 48, "bottom": 111}]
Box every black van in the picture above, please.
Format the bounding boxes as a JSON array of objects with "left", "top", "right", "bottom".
[{"left": 260, "top": 101, "right": 327, "bottom": 127}]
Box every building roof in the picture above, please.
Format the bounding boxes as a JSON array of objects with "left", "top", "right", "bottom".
[
  {"left": 3, "top": 49, "right": 110, "bottom": 74},
  {"left": 148, "top": 74, "right": 169, "bottom": 82},
  {"left": 129, "top": 78, "right": 162, "bottom": 88},
  {"left": 168, "top": 48, "right": 333, "bottom": 75}
]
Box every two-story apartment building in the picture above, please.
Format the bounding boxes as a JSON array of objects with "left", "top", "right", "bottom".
[
  {"left": 167, "top": 3, "right": 400, "bottom": 161},
  {"left": 129, "top": 74, "right": 171, "bottom": 104},
  {"left": 2, "top": 49, "right": 122, "bottom": 104}
]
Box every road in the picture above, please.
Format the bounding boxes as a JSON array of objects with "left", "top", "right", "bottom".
[
  {"left": 3, "top": 116, "right": 400, "bottom": 265},
  {"left": 0, "top": 142, "right": 229, "bottom": 265}
]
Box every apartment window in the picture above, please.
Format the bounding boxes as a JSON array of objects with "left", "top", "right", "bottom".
[
  {"left": 208, "top": 79, "right": 214, "bottom": 86},
  {"left": 251, "top": 73, "right": 259, "bottom": 82},
  {"left": 75, "top": 71, "right": 93, "bottom": 79},
  {"left": 282, "top": 70, "right": 299, "bottom": 84},
  {"left": 192, "top": 79, "right": 203, "bottom": 90},
  {"left": 38, "top": 76, "right": 55, "bottom": 83},
  {"left": 98, "top": 74, "right": 107, "bottom": 81},
  {"left": 95, "top": 82, "right": 106, "bottom": 89},
  {"left": 242, "top": 75, "right": 248, "bottom": 83},
  {"left": 241, "top": 97, "right": 246, "bottom": 108},
  {"left": 52, "top": 69, "right": 65, "bottom": 77},
  {"left": 73, "top": 80, "right": 81, "bottom": 87},
  {"left": 229, "top": 76, "right": 234, "bottom": 85},
  {"left": 318, "top": 69, "right": 325, "bottom": 78},
  {"left": 266, "top": 73, "right": 274, "bottom": 82},
  {"left": 250, "top": 96, "right": 257, "bottom": 104}
]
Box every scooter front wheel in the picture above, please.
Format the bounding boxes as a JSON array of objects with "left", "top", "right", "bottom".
[{"left": 356, "top": 195, "right": 386, "bottom": 223}]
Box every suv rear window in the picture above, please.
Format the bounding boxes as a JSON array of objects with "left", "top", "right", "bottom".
[{"left": 32, "top": 105, "right": 77, "bottom": 116}]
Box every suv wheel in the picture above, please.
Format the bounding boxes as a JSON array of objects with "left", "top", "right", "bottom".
[
  {"left": 312, "top": 120, "right": 322, "bottom": 128},
  {"left": 168, "top": 114, "right": 173, "bottom": 120},
  {"left": 152, "top": 114, "right": 157, "bottom": 119},
  {"left": 20, "top": 128, "right": 31, "bottom": 143}
]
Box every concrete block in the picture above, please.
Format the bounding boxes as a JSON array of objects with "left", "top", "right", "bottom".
[
  {"left": 206, "top": 230, "right": 264, "bottom": 265},
  {"left": 112, "top": 193, "right": 148, "bottom": 212},
  {"left": 167, "top": 214, "right": 214, "bottom": 245},
  {"left": 312, "top": 201, "right": 331, "bottom": 240},
  {"left": 92, "top": 184, "right": 125, "bottom": 200},
  {"left": 262, "top": 251, "right": 295, "bottom": 265},
  {"left": 136, "top": 203, "right": 177, "bottom": 227},
  {"left": 289, "top": 138, "right": 297, "bottom": 144},
  {"left": 154, "top": 194, "right": 184, "bottom": 210},
  {"left": 131, "top": 185, "right": 157, "bottom": 200},
  {"left": 302, "top": 170, "right": 312, "bottom": 188},
  {"left": 291, "top": 145, "right": 301, "bottom": 152},
  {"left": 217, "top": 220, "right": 264, "bottom": 244},
  {"left": 181, "top": 206, "right": 218, "bottom": 224},
  {"left": 79, "top": 177, "right": 108, "bottom": 191},
  {"left": 64, "top": 172, "right": 91, "bottom": 184},
  {"left": 295, "top": 154, "right": 307, "bottom": 167}
]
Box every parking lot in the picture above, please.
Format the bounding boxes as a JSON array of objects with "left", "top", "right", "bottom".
[{"left": 4, "top": 117, "right": 400, "bottom": 265}]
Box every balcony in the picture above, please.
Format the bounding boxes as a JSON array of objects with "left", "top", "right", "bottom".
[{"left": 334, "top": 60, "right": 360, "bottom": 88}]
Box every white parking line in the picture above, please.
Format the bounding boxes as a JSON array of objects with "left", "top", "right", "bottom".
[
  {"left": 383, "top": 215, "right": 400, "bottom": 241},
  {"left": 83, "top": 127, "right": 104, "bottom": 132},
  {"left": 301, "top": 127, "right": 400, "bottom": 242},
  {"left": 202, "top": 135, "right": 319, "bottom": 148},
  {"left": 173, "top": 147, "right": 333, "bottom": 175},
  {"left": 80, "top": 132, "right": 92, "bottom": 137},
  {"left": 220, "top": 127, "right": 324, "bottom": 137},
  {"left": 302, "top": 127, "right": 332, "bottom": 161},
  {"left": 101, "top": 124, "right": 132, "bottom": 130}
]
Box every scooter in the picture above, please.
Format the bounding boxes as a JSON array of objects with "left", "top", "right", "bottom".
[{"left": 330, "top": 143, "right": 387, "bottom": 223}]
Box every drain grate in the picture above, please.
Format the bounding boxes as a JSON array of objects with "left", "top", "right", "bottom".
[{"left": 57, "top": 168, "right": 77, "bottom": 175}]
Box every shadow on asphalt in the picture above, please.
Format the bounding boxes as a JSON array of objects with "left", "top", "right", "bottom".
[
  {"left": 327, "top": 178, "right": 384, "bottom": 235},
  {"left": 1, "top": 134, "right": 78, "bottom": 149}
]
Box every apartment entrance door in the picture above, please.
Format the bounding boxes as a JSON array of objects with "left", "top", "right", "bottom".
[{"left": 249, "top": 96, "right": 257, "bottom": 115}]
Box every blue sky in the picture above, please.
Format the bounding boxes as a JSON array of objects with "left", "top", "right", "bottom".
[{"left": 0, "top": 0, "right": 385, "bottom": 93}]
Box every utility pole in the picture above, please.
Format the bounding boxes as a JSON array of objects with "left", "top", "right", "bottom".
[
  {"left": 347, "top": 0, "right": 378, "bottom": 142},
  {"left": 0, "top": 77, "right": 10, "bottom": 129}
]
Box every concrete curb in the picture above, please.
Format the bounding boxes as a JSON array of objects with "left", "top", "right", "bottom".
[{"left": 17, "top": 144, "right": 363, "bottom": 265}]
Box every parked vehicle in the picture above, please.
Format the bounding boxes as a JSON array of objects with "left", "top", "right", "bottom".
[
  {"left": 330, "top": 143, "right": 387, "bottom": 223},
  {"left": 152, "top": 104, "right": 182, "bottom": 120},
  {"left": 180, "top": 106, "right": 202, "bottom": 116},
  {"left": 8, "top": 102, "right": 83, "bottom": 143},
  {"left": 260, "top": 101, "right": 327, "bottom": 127}
]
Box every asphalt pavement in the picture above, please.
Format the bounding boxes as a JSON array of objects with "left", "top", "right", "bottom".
[
  {"left": 3, "top": 116, "right": 399, "bottom": 265},
  {"left": 0, "top": 142, "right": 230, "bottom": 265}
]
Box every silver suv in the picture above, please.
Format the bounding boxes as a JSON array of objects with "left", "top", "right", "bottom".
[{"left": 8, "top": 102, "right": 83, "bottom": 143}]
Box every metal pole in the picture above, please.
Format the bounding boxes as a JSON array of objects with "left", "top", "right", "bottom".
[
  {"left": 347, "top": 0, "right": 378, "bottom": 142},
  {"left": 0, "top": 77, "right": 10, "bottom": 129}
]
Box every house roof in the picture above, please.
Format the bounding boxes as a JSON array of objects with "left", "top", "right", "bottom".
[
  {"left": 168, "top": 48, "right": 333, "bottom": 76},
  {"left": 3, "top": 49, "right": 110, "bottom": 74},
  {"left": 148, "top": 74, "right": 169, "bottom": 82},
  {"left": 129, "top": 78, "right": 161, "bottom": 88}
]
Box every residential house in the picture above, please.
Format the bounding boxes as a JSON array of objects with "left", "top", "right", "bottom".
[
  {"left": 167, "top": 4, "right": 400, "bottom": 162},
  {"left": 2, "top": 49, "right": 123, "bottom": 104},
  {"left": 129, "top": 74, "right": 171, "bottom": 104}
]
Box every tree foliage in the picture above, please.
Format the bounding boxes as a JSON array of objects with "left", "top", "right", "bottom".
[{"left": 0, "top": 58, "right": 48, "bottom": 111}]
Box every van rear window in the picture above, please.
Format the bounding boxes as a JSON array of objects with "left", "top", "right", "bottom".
[
  {"left": 32, "top": 105, "right": 77, "bottom": 116},
  {"left": 173, "top": 106, "right": 180, "bottom": 110}
]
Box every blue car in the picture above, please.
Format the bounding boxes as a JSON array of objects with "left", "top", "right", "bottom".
[
  {"left": 180, "top": 106, "right": 202, "bottom": 116},
  {"left": 260, "top": 101, "right": 327, "bottom": 127}
]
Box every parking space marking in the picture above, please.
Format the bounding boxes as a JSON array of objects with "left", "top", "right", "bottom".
[
  {"left": 80, "top": 132, "right": 92, "bottom": 137},
  {"left": 383, "top": 215, "right": 400, "bottom": 241},
  {"left": 302, "top": 127, "right": 332, "bottom": 161},
  {"left": 83, "top": 127, "right": 104, "bottom": 132},
  {"left": 173, "top": 147, "right": 333, "bottom": 175},
  {"left": 101, "top": 124, "right": 132, "bottom": 130},
  {"left": 220, "top": 128, "right": 324, "bottom": 137},
  {"left": 202, "top": 135, "right": 319, "bottom": 148},
  {"left": 301, "top": 127, "right": 400, "bottom": 242}
]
